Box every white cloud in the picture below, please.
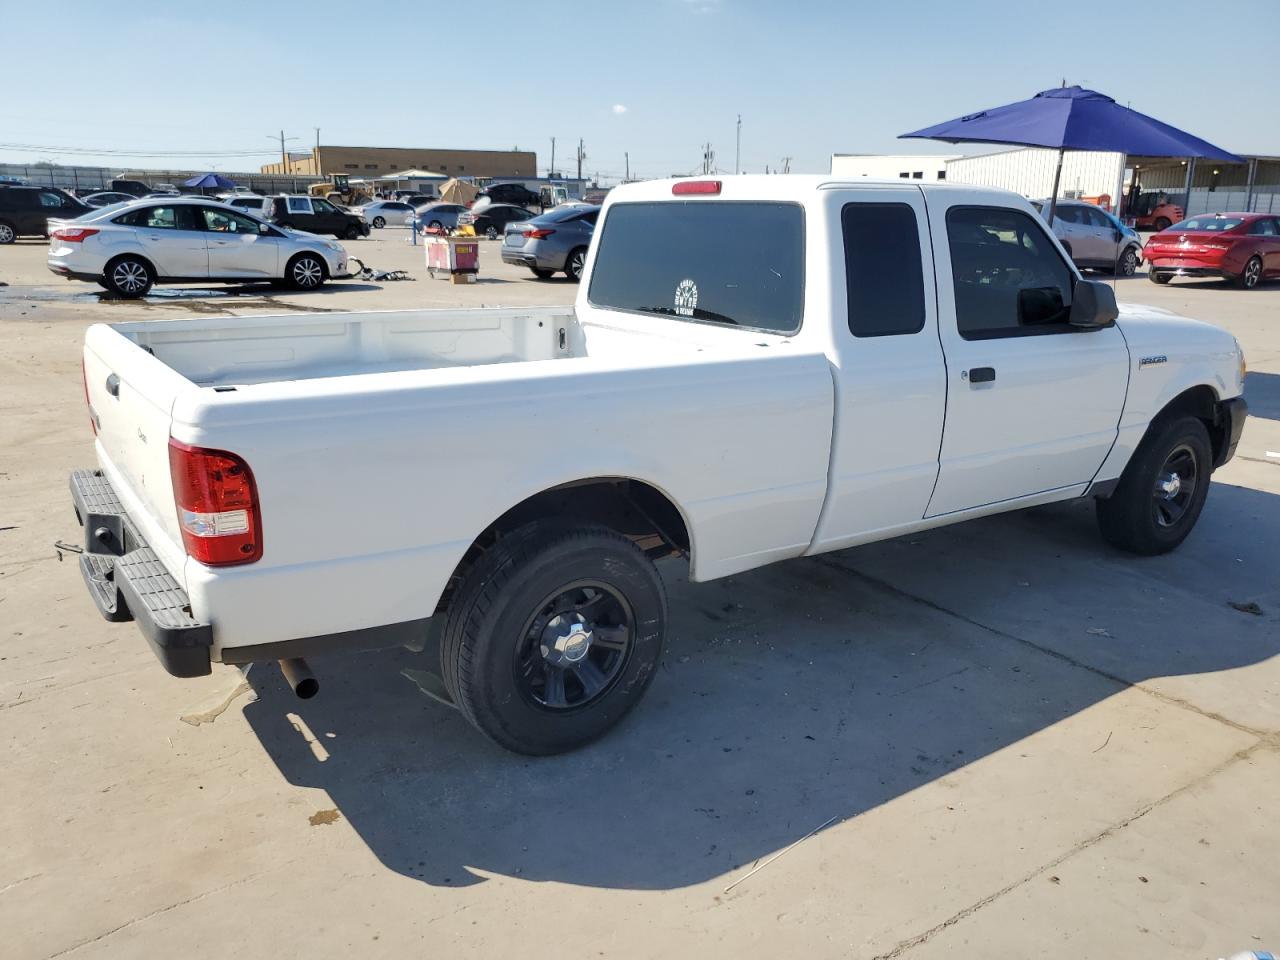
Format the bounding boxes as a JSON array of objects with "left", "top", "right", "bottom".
[{"left": 612, "top": 104, "right": 628, "bottom": 115}]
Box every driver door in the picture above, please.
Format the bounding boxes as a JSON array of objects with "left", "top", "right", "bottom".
[
  {"left": 200, "top": 206, "right": 280, "bottom": 277},
  {"left": 925, "top": 198, "right": 1129, "bottom": 517}
]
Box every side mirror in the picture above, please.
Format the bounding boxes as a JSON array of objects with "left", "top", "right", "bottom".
[{"left": 1069, "top": 279, "right": 1119, "bottom": 329}]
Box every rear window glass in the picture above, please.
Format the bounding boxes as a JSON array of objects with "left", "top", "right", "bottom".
[
  {"left": 538, "top": 205, "right": 601, "bottom": 224},
  {"left": 1170, "top": 216, "right": 1243, "bottom": 232},
  {"left": 588, "top": 201, "right": 804, "bottom": 334}
]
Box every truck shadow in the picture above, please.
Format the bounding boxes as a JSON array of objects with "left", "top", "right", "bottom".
[
  {"left": 242, "top": 481, "right": 1279, "bottom": 891},
  {"left": 1244, "top": 370, "right": 1280, "bottom": 422}
]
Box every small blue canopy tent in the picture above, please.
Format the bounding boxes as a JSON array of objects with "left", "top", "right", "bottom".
[
  {"left": 901, "top": 86, "right": 1241, "bottom": 224},
  {"left": 182, "top": 172, "right": 237, "bottom": 190}
]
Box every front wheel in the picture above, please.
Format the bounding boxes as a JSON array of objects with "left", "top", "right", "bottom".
[
  {"left": 1116, "top": 246, "right": 1140, "bottom": 277},
  {"left": 1153, "top": 217, "right": 1171, "bottom": 232},
  {"left": 485, "top": 225, "right": 498, "bottom": 240},
  {"left": 1096, "top": 415, "right": 1212, "bottom": 555},
  {"left": 531, "top": 267, "right": 555, "bottom": 280},
  {"left": 105, "top": 256, "right": 153, "bottom": 298},
  {"left": 372, "top": 216, "right": 385, "bottom": 228},
  {"left": 0, "top": 220, "right": 16, "bottom": 244},
  {"left": 1236, "top": 255, "right": 1263, "bottom": 289},
  {"left": 440, "top": 521, "right": 667, "bottom": 755},
  {"left": 286, "top": 253, "right": 326, "bottom": 290}
]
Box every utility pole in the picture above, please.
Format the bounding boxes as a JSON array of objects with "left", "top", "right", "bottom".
[
  {"left": 625, "top": 152, "right": 630, "bottom": 182},
  {"left": 735, "top": 114, "right": 741, "bottom": 175},
  {"left": 702, "top": 142, "right": 715, "bottom": 175},
  {"left": 576, "top": 139, "right": 586, "bottom": 183},
  {"left": 550, "top": 137, "right": 556, "bottom": 178},
  {"left": 781, "top": 156, "right": 792, "bottom": 174},
  {"left": 268, "top": 131, "right": 298, "bottom": 172},
  {"left": 314, "top": 127, "right": 320, "bottom": 173}
]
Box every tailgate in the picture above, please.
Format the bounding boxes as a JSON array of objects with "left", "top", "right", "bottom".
[{"left": 83, "top": 324, "right": 192, "bottom": 585}]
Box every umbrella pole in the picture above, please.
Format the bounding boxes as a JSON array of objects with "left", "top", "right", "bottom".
[{"left": 1047, "top": 148, "right": 1064, "bottom": 226}]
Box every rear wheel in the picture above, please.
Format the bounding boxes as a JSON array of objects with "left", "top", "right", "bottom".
[
  {"left": 1153, "top": 217, "right": 1171, "bottom": 231},
  {"left": 485, "top": 225, "right": 498, "bottom": 240},
  {"left": 440, "top": 521, "right": 667, "bottom": 755},
  {"left": 1148, "top": 269, "right": 1171, "bottom": 285},
  {"left": 1096, "top": 415, "right": 1212, "bottom": 555},
  {"left": 1236, "top": 255, "right": 1263, "bottom": 289},
  {"left": 104, "top": 256, "right": 153, "bottom": 298},
  {"left": 531, "top": 268, "right": 555, "bottom": 280},
  {"left": 0, "top": 220, "right": 15, "bottom": 244},
  {"left": 565, "top": 247, "right": 587, "bottom": 282},
  {"left": 286, "top": 253, "right": 326, "bottom": 290}
]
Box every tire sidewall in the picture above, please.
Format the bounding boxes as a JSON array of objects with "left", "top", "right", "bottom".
[
  {"left": 447, "top": 526, "right": 666, "bottom": 754},
  {"left": 1119, "top": 247, "right": 1139, "bottom": 276},
  {"left": 567, "top": 248, "right": 586, "bottom": 281},
  {"left": 1103, "top": 416, "right": 1212, "bottom": 553},
  {"left": 1241, "top": 256, "right": 1262, "bottom": 289}
]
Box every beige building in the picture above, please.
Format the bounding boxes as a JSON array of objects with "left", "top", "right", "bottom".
[{"left": 262, "top": 146, "right": 536, "bottom": 179}]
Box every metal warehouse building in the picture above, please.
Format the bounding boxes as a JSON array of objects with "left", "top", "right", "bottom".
[{"left": 832, "top": 148, "right": 1280, "bottom": 216}]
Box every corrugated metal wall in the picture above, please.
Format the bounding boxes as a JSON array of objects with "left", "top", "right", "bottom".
[{"left": 944, "top": 147, "right": 1124, "bottom": 201}]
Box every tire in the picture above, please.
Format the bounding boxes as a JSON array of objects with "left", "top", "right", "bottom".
[
  {"left": 0, "top": 220, "right": 16, "bottom": 244},
  {"left": 1116, "top": 246, "right": 1140, "bottom": 277},
  {"left": 342, "top": 225, "right": 362, "bottom": 240},
  {"left": 1236, "top": 255, "right": 1262, "bottom": 289},
  {"left": 485, "top": 225, "right": 498, "bottom": 240},
  {"left": 104, "top": 256, "right": 154, "bottom": 298},
  {"left": 565, "top": 247, "right": 588, "bottom": 282},
  {"left": 440, "top": 521, "right": 667, "bottom": 755},
  {"left": 1153, "top": 217, "right": 1171, "bottom": 231},
  {"left": 1096, "top": 415, "right": 1212, "bottom": 555},
  {"left": 285, "top": 252, "right": 326, "bottom": 291},
  {"left": 429, "top": 219, "right": 443, "bottom": 230},
  {"left": 1148, "top": 270, "right": 1171, "bottom": 285},
  {"left": 372, "top": 216, "right": 385, "bottom": 229},
  {"left": 531, "top": 268, "right": 555, "bottom": 280}
]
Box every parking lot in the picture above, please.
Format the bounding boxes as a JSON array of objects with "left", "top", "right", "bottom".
[{"left": 2, "top": 232, "right": 1278, "bottom": 959}]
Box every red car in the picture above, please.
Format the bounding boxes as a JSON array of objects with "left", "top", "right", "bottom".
[{"left": 1143, "top": 212, "right": 1280, "bottom": 288}]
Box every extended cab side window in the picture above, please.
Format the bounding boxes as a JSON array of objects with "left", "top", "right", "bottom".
[
  {"left": 946, "top": 206, "right": 1074, "bottom": 340},
  {"left": 287, "top": 197, "right": 311, "bottom": 214},
  {"left": 842, "top": 203, "right": 925, "bottom": 337}
]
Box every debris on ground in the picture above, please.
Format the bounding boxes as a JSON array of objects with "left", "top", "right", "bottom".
[
  {"left": 53, "top": 540, "right": 83, "bottom": 562},
  {"left": 1086, "top": 627, "right": 1112, "bottom": 637},
  {"left": 1228, "top": 600, "right": 1264, "bottom": 616},
  {"left": 347, "top": 256, "right": 415, "bottom": 282},
  {"left": 309, "top": 809, "right": 341, "bottom": 826}
]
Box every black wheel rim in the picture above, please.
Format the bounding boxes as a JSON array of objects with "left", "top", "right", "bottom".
[
  {"left": 1152, "top": 442, "right": 1198, "bottom": 528},
  {"left": 514, "top": 581, "right": 633, "bottom": 711}
]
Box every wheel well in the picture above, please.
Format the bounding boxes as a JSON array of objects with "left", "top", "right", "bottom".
[
  {"left": 1154, "top": 385, "right": 1227, "bottom": 462},
  {"left": 104, "top": 252, "right": 156, "bottom": 278},
  {"left": 435, "top": 479, "right": 690, "bottom": 615},
  {"left": 287, "top": 251, "right": 329, "bottom": 278}
]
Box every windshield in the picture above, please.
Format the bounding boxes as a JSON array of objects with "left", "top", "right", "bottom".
[
  {"left": 1169, "top": 216, "right": 1244, "bottom": 232},
  {"left": 588, "top": 201, "right": 804, "bottom": 334}
]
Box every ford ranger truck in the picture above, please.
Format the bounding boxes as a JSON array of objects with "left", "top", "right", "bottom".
[{"left": 70, "top": 175, "right": 1248, "bottom": 755}]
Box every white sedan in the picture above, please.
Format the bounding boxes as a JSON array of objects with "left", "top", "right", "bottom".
[
  {"left": 47, "top": 197, "right": 348, "bottom": 298},
  {"left": 355, "top": 200, "right": 416, "bottom": 228}
]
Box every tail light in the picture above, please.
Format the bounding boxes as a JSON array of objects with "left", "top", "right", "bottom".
[
  {"left": 672, "top": 180, "right": 722, "bottom": 195},
  {"left": 523, "top": 227, "right": 555, "bottom": 239},
  {"left": 52, "top": 227, "right": 100, "bottom": 243},
  {"left": 81, "top": 357, "right": 97, "bottom": 436},
  {"left": 168, "top": 439, "right": 262, "bottom": 566}
]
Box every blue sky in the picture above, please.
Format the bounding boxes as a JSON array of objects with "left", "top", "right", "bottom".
[{"left": 4, "top": 0, "right": 1276, "bottom": 179}]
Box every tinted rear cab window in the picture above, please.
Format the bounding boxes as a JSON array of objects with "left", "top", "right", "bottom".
[
  {"left": 588, "top": 201, "right": 804, "bottom": 334},
  {"left": 842, "top": 203, "right": 925, "bottom": 337}
]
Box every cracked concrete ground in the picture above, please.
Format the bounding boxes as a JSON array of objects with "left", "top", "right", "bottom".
[{"left": 2, "top": 235, "right": 1278, "bottom": 959}]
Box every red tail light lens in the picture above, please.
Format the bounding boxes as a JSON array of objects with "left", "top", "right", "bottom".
[
  {"left": 52, "top": 228, "right": 100, "bottom": 243},
  {"left": 672, "top": 180, "right": 721, "bottom": 195},
  {"left": 523, "top": 227, "right": 555, "bottom": 239},
  {"left": 168, "top": 439, "right": 262, "bottom": 566}
]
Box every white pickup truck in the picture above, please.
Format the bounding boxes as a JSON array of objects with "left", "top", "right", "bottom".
[{"left": 71, "top": 175, "right": 1247, "bottom": 755}]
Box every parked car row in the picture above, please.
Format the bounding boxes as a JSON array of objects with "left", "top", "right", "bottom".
[
  {"left": 501, "top": 205, "right": 600, "bottom": 281},
  {"left": 1144, "top": 213, "right": 1280, "bottom": 288}
]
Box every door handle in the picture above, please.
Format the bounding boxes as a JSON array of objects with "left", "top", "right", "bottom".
[{"left": 966, "top": 367, "right": 996, "bottom": 384}]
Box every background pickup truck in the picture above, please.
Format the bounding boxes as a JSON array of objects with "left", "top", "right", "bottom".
[{"left": 71, "top": 175, "right": 1247, "bottom": 755}]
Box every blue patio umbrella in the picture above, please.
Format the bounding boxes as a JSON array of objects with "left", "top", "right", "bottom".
[
  {"left": 182, "top": 172, "right": 237, "bottom": 190},
  {"left": 901, "top": 86, "right": 1241, "bottom": 224}
]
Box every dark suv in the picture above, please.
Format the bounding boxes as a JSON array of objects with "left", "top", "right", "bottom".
[
  {"left": 264, "top": 195, "right": 369, "bottom": 239},
  {"left": 0, "top": 186, "right": 92, "bottom": 243},
  {"left": 479, "top": 183, "right": 540, "bottom": 208}
]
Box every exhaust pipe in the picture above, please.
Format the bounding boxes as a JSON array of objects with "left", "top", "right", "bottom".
[{"left": 279, "top": 658, "right": 319, "bottom": 699}]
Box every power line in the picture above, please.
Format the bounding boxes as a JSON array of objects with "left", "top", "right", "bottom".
[{"left": 0, "top": 141, "right": 278, "bottom": 158}]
